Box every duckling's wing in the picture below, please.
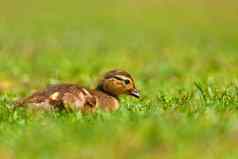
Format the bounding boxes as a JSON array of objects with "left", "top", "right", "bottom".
[{"left": 16, "top": 84, "right": 97, "bottom": 111}]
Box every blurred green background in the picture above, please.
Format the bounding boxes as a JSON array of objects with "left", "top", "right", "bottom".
[{"left": 0, "top": 0, "right": 238, "bottom": 158}]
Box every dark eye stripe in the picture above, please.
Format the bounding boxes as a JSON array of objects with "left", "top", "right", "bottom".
[
  {"left": 113, "top": 76, "right": 131, "bottom": 85},
  {"left": 113, "top": 76, "right": 124, "bottom": 81}
]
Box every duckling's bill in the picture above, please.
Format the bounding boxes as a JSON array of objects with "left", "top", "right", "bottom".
[{"left": 130, "top": 89, "right": 140, "bottom": 98}]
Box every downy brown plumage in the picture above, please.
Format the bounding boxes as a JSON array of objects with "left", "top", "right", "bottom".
[{"left": 16, "top": 70, "right": 140, "bottom": 112}]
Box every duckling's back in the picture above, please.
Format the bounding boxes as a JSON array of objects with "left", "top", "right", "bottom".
[{"left": 16, "top": 84, "right": 97, "bottom": 112}]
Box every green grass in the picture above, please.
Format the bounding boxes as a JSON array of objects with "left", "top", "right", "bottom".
[{"left": 0, "top": 0, "right": 238, "bottom": 158}]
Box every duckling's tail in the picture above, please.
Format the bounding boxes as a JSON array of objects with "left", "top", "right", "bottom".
[{"left": 14, "top": 97, "right": 27, "bottom": 109}]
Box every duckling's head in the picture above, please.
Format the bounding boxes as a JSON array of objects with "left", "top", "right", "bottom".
[{"left": 97, "top": 70, "right": 140, "bottom": 98}]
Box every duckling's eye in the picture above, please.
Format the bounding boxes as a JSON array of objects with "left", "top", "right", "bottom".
[{"left": 124, "top": 79, "right": 130, "bottom": 85}]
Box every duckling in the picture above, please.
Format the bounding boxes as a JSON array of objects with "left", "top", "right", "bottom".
[{"left": 16, "top": 70, "right": 140, "bottom": 112}]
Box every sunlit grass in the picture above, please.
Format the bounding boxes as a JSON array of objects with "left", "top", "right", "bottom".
[{"left": 0, "top": 0, "right": 238, "bottom": 158}]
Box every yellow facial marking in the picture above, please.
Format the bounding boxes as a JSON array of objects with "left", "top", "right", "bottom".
[{"left": 114, "top": 75, "right": 131, "bottom": 81}]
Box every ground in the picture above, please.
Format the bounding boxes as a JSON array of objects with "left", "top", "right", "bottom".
[{"left": 0, "top": 0, "right": 238, "bottom": 158}]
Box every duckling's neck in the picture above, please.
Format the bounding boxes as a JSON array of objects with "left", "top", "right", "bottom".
[{"left": 91, "top": 87, "right": 119, "bottom": 112}]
